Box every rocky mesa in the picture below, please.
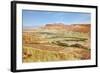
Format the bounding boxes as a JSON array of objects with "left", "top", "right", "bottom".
[{"left": 42, "top": 23, "right": 90, "bottom": 33}]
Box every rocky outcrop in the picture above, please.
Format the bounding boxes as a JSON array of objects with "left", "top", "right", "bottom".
[{"left": 42, "top": 23, "right": 90, "bottom": 33}]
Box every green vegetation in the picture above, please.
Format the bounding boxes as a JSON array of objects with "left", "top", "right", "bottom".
[
  {"left": 52, "top": 41, "right": 88, "bottom": 50},
  {"left": 52, "top": 41, "right": 69, "bottom": 47}
]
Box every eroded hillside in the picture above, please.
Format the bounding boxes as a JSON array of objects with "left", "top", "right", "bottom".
[{"left": 22, "top": 24, "right": 91, "bottom": 62}]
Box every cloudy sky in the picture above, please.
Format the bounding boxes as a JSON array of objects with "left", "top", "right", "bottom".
[{"left": 22, "top": 10, "right": 91, "bottom": 27}]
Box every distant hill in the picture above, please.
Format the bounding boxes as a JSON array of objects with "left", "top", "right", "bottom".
[{"left": 42, "top": 23, "right": 90, "bottom": 33}]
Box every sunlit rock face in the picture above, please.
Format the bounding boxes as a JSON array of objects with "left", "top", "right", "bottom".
[{"left": 42, "top": 23, "right": 90, "bottom": 33}]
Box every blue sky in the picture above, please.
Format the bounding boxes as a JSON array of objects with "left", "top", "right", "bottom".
[{"left": 22, "top": 10, "right": 91, "bottom": 27}]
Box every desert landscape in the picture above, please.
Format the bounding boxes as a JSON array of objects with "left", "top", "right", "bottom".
[{"left": 22, "top": 23, "right": 91, "bottom": 62}]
